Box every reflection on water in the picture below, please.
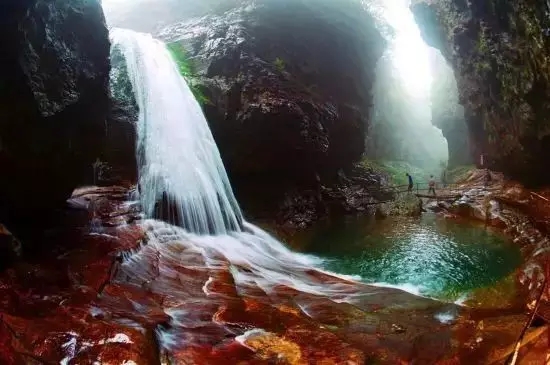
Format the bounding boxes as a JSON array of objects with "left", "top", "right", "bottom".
[{"left": 288, "top": 214, "right": 522, "bottom": 299}]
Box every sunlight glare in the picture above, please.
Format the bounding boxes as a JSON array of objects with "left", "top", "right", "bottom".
[{"left": 379, "top": 0, "right": 433, "bottom": 97}]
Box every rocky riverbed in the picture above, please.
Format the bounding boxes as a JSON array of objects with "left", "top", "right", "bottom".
[
  {"left": 424, "top": 169, "right": 550, "bottom": 362},
  {"left": 0, "top": 183, "right": 547, "bottom": 364},
  {"left": 425, "top": 169, "right": 549, "bottom": 304}
]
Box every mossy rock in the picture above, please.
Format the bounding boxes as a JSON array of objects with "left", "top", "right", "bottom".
[{"left": 377, "top": 194, "right": 423, "bottom": 217}]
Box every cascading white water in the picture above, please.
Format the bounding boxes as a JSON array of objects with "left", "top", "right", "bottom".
[
  {"left": 105, "top": 29, "right": 435, "bottom": 352},
  {"left": 110, "top": 28, "right": 243, "bottom": 235},
  {"left": 108, "top": 27, "right": 371, "bottom": 310}
]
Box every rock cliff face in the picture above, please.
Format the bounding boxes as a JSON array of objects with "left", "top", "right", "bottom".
[
  {"left": 430, "top": 52, "right": 471, "bottom": 167},
  {"left": 0, "top": 0, "right": 111, "bottom": 238},
  {"left": 411, "top": 0, "right": 550, "bottom": 185},
  {"left": 159, "top": 0, "right": 386, "bottom": 224},
  {"left": 367, "top": 52, "right": 448, "bottom": 170},
  {"left": 103, "top": 45, "right": 139, "bottom": 186}
]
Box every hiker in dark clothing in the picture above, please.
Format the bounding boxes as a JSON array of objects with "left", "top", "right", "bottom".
[
  {"left": 428, "top": 175, "right": 436, "bottom": 196},
  {"left": 484, "top": 169, "right": 492, "bottom": 188},
  {"left": 406, "top": 173, "right": 413, "bottom": 193}
]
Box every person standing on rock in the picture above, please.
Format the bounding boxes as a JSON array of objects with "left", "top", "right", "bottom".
[
  {"left": 428, "top": 175, "right": 436, "bottom": 196},
  {"left": 406, "top": 173, "right": 414, "bottom": 193},
  {"left": 484, "top": 169, "right": 492, "bottom": 188}
]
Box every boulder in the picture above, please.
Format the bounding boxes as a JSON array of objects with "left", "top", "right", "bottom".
[{"left": 377, "top": 194, "right": 423, "bottom": 217}]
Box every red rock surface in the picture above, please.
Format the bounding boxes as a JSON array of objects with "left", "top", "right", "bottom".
[
  {"left": 425, "top": 169, "right": 550, "bottom": 363},
  {"left": 0, "top": 184, "right": 545, "bottom": 364},
  {"left": 434, "top": 170, "right": 550, "bottom": 298}
]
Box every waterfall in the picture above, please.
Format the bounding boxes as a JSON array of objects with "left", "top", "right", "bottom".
[
  {"left": 108, "top": 28, "right": 366, "bottom": 326},
  {"left": 110, "top": 28, "right": 243, "bottom": 235},
  {"left": 105, "top": 28, "right": 433, "bottom": 352}
]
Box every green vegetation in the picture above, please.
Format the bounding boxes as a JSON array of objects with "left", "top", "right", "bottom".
[
  {"left": 360, "top": 159, "right": 476, "bottom": 187},
  {"left": 167, "top": 42, "right": 211, "bottom": 106},
  {"left": 273, "top": 57, "right": 286, "bottom": 72},
  {"left": 473, "top": 32, "right": 493, "bottom": 74},
  {"left": 476, "top": 33, "right": 489, "bottom": 53},
  {"left": 475, "top": 60, "right": 492, "bottom": 73},
  {"left": 167, "top": 43, "right": 194, "bottom": 76},
  {"left": 446, "top": 164, "right": 476, "bottom": 183},
  {"left": 360, "top": 158, "right": 435, "bottom": 186}
]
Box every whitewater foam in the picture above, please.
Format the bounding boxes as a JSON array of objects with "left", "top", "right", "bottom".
[
  {"left": 123, "top": 219, "right": 363, "bottom": 301},
  {"left": 434, "top": 311, "right": 456, "bottom": 324},
  {"left": 109, "top": 29, "right": 353, "bottom": 302},
  {"left": 110, "top": 28, "right": 243, "bottom": 235},
  {"left": 370, "top": 282, "right": 426, "bottom": 297},
  {"left": 107, "top": 29, "right": 451, "bottom": 353},
  {"left": 235, "top": 329, "right": 268, "bottom": 348}
]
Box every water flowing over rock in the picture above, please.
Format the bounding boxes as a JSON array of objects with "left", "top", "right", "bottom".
[
  {"left": 0, "top": 184, "right": 541, "bottom": 363},
  {"left": 0, "top": 0, "right": 111, "bottom": 240},
  {"left": 0, "top": 3, "right": 546, "bottom": 360},
  {"left": 157, "top": 0, "right": 386, "bottom": 225},
  {"left": 411, "top": 0, "right": 550, "bottom": 185},
  {"left": 59, "top": 33, "right": 496, "bottom": 363},
  {"left": 110, "top": 28, "right": 243, "bottom": 235}
]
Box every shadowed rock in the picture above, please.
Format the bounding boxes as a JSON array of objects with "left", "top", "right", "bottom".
[
  {"left": 0, "top": 0, "right": 111, "bottom": 242},
  {"left": 158, "top": 0, "right": 386, "bottom": 226},
  {"left": 412, "top": 0, "right": 550, "bottom": 185}
]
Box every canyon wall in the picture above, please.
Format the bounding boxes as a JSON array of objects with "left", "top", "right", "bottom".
[
  {"left": 0, "top": 0, "right": 112, "bottom": 238},
  {"left": 412, "top": 0, "right": 550, "bottom": 185}
]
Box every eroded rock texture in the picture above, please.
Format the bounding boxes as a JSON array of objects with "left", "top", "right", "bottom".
[
  {"left": 158, "top": 0, "right": 386, "bottom": 224},
  {"left": 0, "top": 0, "right": 111, "bottom": 239},
  {"left": 430, "top": 52, "right": 471, "bottom": 167},
  {"left": 412, "top": 0, "right": 550, "bottom": 185}
]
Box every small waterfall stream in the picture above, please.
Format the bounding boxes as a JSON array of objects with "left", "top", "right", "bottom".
[{"left": 111, "top": 28, "right": 242, "bottom": 235}]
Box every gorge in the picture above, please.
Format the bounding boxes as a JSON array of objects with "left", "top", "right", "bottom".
[{"left": 0, "top": 0, "right": 548, "bottom": 363}]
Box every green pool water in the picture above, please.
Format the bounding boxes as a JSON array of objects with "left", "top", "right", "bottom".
[{"left": 289, "top": 214, "right": 522, "bottom": 299}]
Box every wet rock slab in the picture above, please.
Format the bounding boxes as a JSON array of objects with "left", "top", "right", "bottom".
[{"left": 0, "top": 185, "right": 541, "bottom": 364}]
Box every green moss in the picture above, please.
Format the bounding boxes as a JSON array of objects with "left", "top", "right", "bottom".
[
  {"left": 273, "top": 57, "right": 286, "bottom": 72},
  {"left": 476, "top": 34, "right": 489, "bottom": 53},
  {"left": 167, "top": 43, "right": 194, "bottom": 76},
  {"left": 167, "top": 42, "right": 211, "bottom": 106},
  {"left": 473, "top": 28, "right": 495, "bottom": 74},
  {"left": 475, "top": 60, "right": 491, "bottom": 73}
]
